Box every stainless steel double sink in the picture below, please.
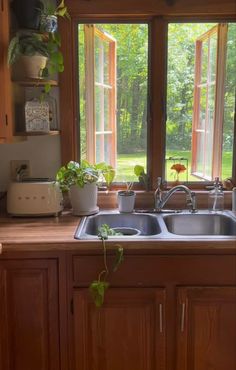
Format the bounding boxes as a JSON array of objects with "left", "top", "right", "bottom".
[{"left": 75, "top": 210, "right": 236, "bottom": 240}]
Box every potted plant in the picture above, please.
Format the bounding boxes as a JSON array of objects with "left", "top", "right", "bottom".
[
  {"left": 117, "top": 182, "right": 136, "bottom": 213},
  {"left": 39, "top": 0, "right": 70, "bottom": 33},
  {"left": 8, "top": 32, "right": 64, "bottom": 93},
  {"left": 11, "top": 0, "right": 43, "bottom": 30},
  {"left": 56, "top": 160, "right": 115, "bottom": 215}
]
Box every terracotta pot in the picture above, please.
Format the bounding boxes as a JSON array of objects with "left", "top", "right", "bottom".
[{"left": 12, "top": 55, "right": 48, "bottom": 80}]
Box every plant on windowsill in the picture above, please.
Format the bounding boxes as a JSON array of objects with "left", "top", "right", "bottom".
[
  {"left": 117, "top": 182, "right": 136, "bottom": 213},
  {"left": 90, "top": 224, "right": 124, "bottom": 308},
  {"left": 134, "top": 164, "right": 149, "bottom": 190},
  {"left": 170, "top": 163, "right": 187, "bottom": 186},
  {"left": 56, "top": 160, "right": 115, "bottom": 215}
]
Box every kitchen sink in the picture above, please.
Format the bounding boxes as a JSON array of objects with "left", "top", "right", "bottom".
[
  {"left": 163, "top": 212, "right": 236, "bottom": 236},
  {"left": 75, "top": 211, "right": 162, "bottom": 239}
]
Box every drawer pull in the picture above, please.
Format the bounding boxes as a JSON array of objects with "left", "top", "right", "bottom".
[{"left": 181, "top": 302, "right": 185, "bottom": 332}]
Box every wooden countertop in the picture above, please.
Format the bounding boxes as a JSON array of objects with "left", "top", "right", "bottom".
[{"left": 0, "top": 210, "right": 236, "bottom": 254}]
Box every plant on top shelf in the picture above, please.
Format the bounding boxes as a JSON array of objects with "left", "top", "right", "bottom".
[
  {"left": 56, "top": 160, "right": 115, "bottom": 215},
  {"left": 38, "top": 0, "right": 70, "bottom": 32},
  {"left": 8, "top": 31, "right": 64, "bottom": 95}
]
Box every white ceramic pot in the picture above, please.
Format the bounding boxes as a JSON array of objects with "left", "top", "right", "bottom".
[
  {"left": 69, "top": 183, "right": 99, "bottom": 216},
  {"left": 117, "top": 190, "right": 136, "bottom": 213},
  {"left": 12, "top": 55, "right": 48, "bottom": 80}
]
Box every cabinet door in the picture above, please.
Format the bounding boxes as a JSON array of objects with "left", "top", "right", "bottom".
[
  {"left": 0, "top": 259, "right": 60, "bottom": 370},
  {"left": 73, "top": 288, "right": 166, "bottom": 370},
  {"left": 176, "top": 286, "right": 236, "bottom": 370}
]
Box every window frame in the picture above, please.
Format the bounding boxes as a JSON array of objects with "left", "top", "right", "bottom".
[{"left": 59, "top": 12, "right": 236, "bottom": 190}]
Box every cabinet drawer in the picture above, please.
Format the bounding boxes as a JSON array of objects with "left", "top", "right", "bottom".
[{"left": 72, "top": 254, "right": 236, "bottom": 286}]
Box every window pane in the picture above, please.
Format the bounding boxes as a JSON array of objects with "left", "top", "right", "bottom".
[
  {"left": 78, "top": 23, "right": 148, "bottom": 182},
  {"left": 166, "top": 23, "right": 236, "bottom": 182},
  {"left": 222, "top": 23, "right": 236, "bottom": 179}
]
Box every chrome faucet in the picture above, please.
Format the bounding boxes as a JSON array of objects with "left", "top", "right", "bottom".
[{"left": 154, "top": 179, "right": 197, "bottom": 213}]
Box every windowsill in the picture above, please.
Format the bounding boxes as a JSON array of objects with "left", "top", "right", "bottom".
[{"left": 98, "top": 190, "right": 233, "bottom": 210}]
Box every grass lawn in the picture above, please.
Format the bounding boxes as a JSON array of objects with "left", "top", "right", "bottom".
[{"left": 115, "top": 151, "right": 233, "bottom": 182}]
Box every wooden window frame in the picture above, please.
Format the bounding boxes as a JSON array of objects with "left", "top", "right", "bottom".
[
  {"left": 59, "top": 6, "right": 236, "bottom": 190},
  {"left": 84, "top": 25, "right": 117, "bottom": 167},
  {"left": 192, "top": 24, "right": 228, "bottom": 181}
]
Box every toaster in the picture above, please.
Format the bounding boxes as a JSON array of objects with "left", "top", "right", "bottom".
[{"left": 7, "top": 180, "right": 63, "bottom": 216}]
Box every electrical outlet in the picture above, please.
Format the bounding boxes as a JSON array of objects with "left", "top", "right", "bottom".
[{"left": 10, "top": 160, "right": 30, "bottom": 181}]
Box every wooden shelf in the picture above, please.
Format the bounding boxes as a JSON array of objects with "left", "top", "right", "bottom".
[
  {"left": 15, "top": 130, "right": 60, "bottom": 136},
  {"left": 12, "top": 79, "right": 58, "bottom": 87}
]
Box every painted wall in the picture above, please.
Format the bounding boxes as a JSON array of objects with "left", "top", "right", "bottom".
[{"left": 0, "top": 135, "right": 61, "bottom": 191}]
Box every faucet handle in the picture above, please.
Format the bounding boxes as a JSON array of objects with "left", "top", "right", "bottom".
[
  {"left": 187, "top": 191, "right": 197, "bottom": 213},
  {"left": 157, "top": 177, "right": 162, "bottom": 187}
]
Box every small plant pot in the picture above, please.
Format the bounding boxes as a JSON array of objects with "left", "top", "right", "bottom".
[
  {"left": 117, "top": 190, "right": 136, "bottom": 213},
  {"left": 69, "top": 183, "right": 99, "bottom": 216},
  {"left": 12, "top": 0, "right": 42, "bottom": 30},
  {"left": 12, "top": 55, "right": 48, "bottom": 80},
  {"left": 40, "top": 15, "right": 58, "bottom": 32}
]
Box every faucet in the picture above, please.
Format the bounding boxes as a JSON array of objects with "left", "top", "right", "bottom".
[{"left": 154, "top": 178, "right": 197, "bottom": 213}]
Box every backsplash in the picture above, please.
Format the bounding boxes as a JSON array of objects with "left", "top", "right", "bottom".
[{"left": 0, "top": 135, "right": 61, "bottom": 191}]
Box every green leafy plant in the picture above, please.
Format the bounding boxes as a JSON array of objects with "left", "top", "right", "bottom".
[
  {"left": 56, "top": 160, "right": 115, "bottom": 192},
  {"left": 89, "top": 224, "right": 124, "bottom": 307},
  {"left": 134, "top": 164, "right": 149, "bottom": 190},
  {"left": 39, "top": 0, "right": 70, "bottom": 19},
  {"left": 8, "top": 32, "right": 64, "bottom": 95}
]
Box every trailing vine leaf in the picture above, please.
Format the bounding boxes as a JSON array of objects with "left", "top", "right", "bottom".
[
  {"left": 89, "top": 280, "right": 109, "bottom": 308},
  {"left": 113, "top": 246, "right": 124, "bottom": 272},
  {"left": 89, "top": 224, "right": 124, "bottom": 308}
]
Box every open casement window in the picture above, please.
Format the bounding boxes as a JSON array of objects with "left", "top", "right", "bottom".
[
  {"left": 191, "top": 24, "right": 228, "bottom": 181},
  {"left": 84, "top": 25, "right": 117, "bottom": 167}
]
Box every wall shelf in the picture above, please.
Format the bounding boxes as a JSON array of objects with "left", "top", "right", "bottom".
[
  {"left": 12, "top": 79, "right": 58, "bottom": 87},
  {"left": 15, "top": 130, "right": 60, "bottom": 136}
]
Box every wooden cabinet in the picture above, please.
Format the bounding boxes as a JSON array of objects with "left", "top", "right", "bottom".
[
  {"left": 176, "top": 286, "right": 236, "bottom": 370},
  {"left": 0, "top": 0, "right": 60, "bottom": 142},
  {"left": 0, "top": 0, "right": 14, "bottom": 142},
  {"left": 73, "top": 288, "right": 166, "bottom": 370},
  {"left": 0, "top": 258, "right": 60, "bottom": 370},
  {"left": 70, "top": 253, "right": 236, "bottom": 370}
]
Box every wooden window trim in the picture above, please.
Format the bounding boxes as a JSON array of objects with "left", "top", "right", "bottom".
[
  {"left": 59, "top": 11, "right": 236, "bottom": 190},
  {"left": 192, "top": 24, "right": 228, "bottom": 181}
]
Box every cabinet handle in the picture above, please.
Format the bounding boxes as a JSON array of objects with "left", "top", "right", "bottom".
[
  {"left": 159, "top": 303, "right": 163, "bottom": 333},
  {"left": 180, "top": 302, "right": 185, "bottom": 332},
  {"left": 1, "top": 0, "right": 3, "bottom": 12},
  {"left": 5, "top": 114, "right": 8, "bottom": 126}
]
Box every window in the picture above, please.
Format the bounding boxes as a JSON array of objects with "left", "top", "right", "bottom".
[
  {"left": 78, "top": 23, "right": 149, "bottom": 181},
  {"left": 166, "top": 23, "right": 236, "bottom": 183},
  {"left": 60, "top": 15, "right": 236, "bottom": 188}
]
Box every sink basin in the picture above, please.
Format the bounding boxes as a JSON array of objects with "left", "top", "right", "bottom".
[
  {"left": 75, "top": 212, "right": 162, "bottom": 239},
  {"left": 163, "top": 213, "right": 236, "bottom": 236}
]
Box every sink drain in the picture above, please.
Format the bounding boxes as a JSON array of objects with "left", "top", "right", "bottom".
[{"left": 112, "top": 227, "right": 141, "bottom": 236}]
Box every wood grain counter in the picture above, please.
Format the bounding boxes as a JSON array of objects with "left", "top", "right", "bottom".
[{"left": 0, "top": 210, "right": 236, "bottom": 254}]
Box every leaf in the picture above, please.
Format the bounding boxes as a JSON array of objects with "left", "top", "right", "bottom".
[
  {"left": 134, "top": 164, "right": 145, "bottom": 177},
  {"left": 89, "top": 280, "right": 109, "bottom": 308},
  {"left": 113, "top": 246, "right": 124, "bottom": 272},
  {"left": 103, "top": 168, "right": 116, "bottom": 187}
]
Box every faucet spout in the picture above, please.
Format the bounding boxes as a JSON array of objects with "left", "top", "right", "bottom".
[{"left": 154, "top": 184, "right": 197, "bottom": 213}]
